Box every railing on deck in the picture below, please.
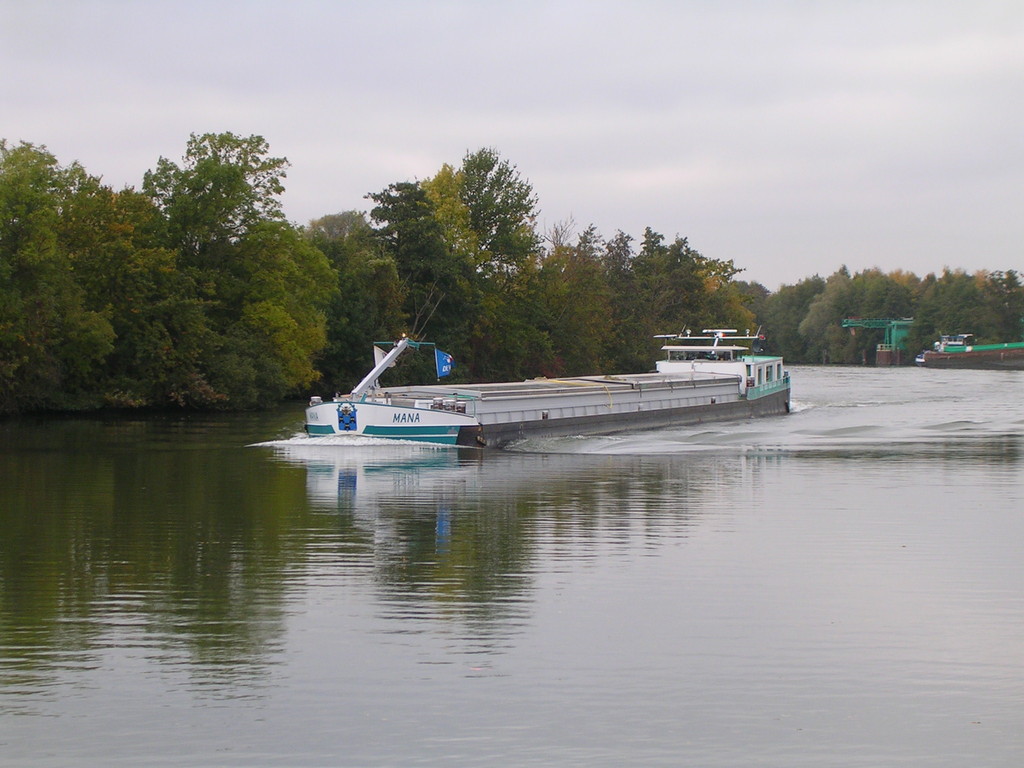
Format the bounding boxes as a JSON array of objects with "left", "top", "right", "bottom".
[{"left": 746, "top": 372, "right": 791, "bottom": 400}]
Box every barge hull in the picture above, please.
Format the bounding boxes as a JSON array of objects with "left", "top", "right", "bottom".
[
  {"left": 918, "top": 348, "right": 1024, "bottom": 370},
  {"left": 473, "top": 386, "right": 790, "bottom": 447}
]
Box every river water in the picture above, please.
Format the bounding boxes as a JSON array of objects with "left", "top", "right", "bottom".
[{"left": 2, "top": 366, "right": 1023, "bottom": 766}]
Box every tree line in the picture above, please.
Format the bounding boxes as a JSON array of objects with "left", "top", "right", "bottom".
[
  {"left": 2, "top": 133, "right": 1022, "bottom": 413},
  {"left": 750, "top": 266, "right": 1024, "bottom": 364}
]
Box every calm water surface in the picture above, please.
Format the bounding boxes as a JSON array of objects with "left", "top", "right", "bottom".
[{"left": 2, "top": 366, "right": 1023, "bottom": 766}]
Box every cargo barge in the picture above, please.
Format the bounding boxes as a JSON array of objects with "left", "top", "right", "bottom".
[
  {"left": 915, "top": 334, "right": 1024, "bottom": 370},
  {"left": 304, "top": 330, "right": 791, "bottom": 447}
]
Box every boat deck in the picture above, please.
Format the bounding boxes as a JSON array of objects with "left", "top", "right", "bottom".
[{"left": 376, "top": 370, "right": 737, "bottom": 402}]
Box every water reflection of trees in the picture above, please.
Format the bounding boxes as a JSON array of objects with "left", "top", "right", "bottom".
[
  {"left": 0, "top": 414, "right": 782, "bottom": 699},
  {"left": 0, "top": 415, "right": 313, "bottom": 701}
]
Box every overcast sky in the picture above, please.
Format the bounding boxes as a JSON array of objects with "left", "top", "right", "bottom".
[{"left": 3, "top": 1, "right": 1022, "bottom": 288}]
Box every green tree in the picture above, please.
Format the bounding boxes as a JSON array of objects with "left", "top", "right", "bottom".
[
  {"left": 143, "top": 132, "right": 288, "bottom": 263},
  {"left": 207, "top": 222, "right": 333, "bottom": 405},
  {"left": 421, "top": 163, "right": 478, "bottom": 271},
  {"left": 798, "top": 267, "right": 858, "bottom": 363},
  {"left": 368, "top": 181, "right": 470, "bottom": 347},
  {"left": 760, "top": 275, "right": 826, "bottom": 361},
  {"left": 632, "top": 229, "right": 752, "bottom": 355},
  {"left": 304, "top": 212, "right": 403, "bottom": 392},
  {"left": 733, "top": 280, "right": 770, "bottom": 326},
  {"left": 980, "top": 270, "right": 1024, "bottom": 342},
  {"left": 798, "top": 268, "right": 916, "bottom": 364},
  {"left": 0, "top": 141, "right": 114, "bottom": 411},
  {"left": 848, "top": 268, "right": 916, "bottom": 320},
  {"left": 420, "top": 148, "right": 548, "bottom": 381},
  {"left": 60, "top": 183, "right": 214, "bottom": 407},
  {"left": 538, "top": 223, "right": 613, "bottom": 375},
  {"left": 458, "top": 147, "right": 540, "bottom": 279},
  {"left": 907, "top": 269, "right": 990, "bottom": 353},
  {"left": 143, "top": 133, "right": 332, "bottom": 406},
  {"left": 599, "top": 230, "right": 645, "bottom": 372}
]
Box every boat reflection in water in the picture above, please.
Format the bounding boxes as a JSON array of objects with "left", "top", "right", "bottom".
[
  {"left": 264, "top": 436, "right": 778, "bottom": 642},
  {"left": 265, "top": 435, "right": 776, "bottom": 549},
  {"left": 270, "top": 436, "right": 773, "bottom": 505}
]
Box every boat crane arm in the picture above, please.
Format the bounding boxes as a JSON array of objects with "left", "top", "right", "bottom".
[
  {"left": 347, "top": 338, "right": 409, "bottom": 400},
  {"left": 350, "top": 338, "right": 410, "bottom": 400},
  {"left": 348, "top": 337, "right": 438, "bottom": 400}
]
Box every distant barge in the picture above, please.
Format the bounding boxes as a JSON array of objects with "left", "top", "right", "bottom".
[
  {"left": 305, "top": 330, "right": 791, "bottom": 447},
  {"left": 915, "top": 334, "right": 1024, "bottom": 370}
]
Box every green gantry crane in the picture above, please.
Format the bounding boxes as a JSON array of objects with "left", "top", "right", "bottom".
[{"left": 841, "top": 318, "right": 914, "bottom": 365}]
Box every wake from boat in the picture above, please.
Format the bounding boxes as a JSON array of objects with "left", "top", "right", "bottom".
[{"left": 249, "top": 433, "right": 452, "bottom": 450}]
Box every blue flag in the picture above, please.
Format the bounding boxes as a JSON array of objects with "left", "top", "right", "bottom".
[{"left": 435, "top": 349, "right": 454, "bottom": 378}]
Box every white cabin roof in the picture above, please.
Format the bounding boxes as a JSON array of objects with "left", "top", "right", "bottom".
[{"left": 661, "top": 345, "right": 749, "bottom": 352}]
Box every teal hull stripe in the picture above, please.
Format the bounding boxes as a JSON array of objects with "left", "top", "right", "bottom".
[
  {"left": 383, "top": 434, "right": 459, "bottom": 444},
  {"left": 364, "top": 425, "right": 459, "bottom": 436},
  {"left": 306, "top": 424, "right": 337, "bottom": 435},
  {"left": 306, "top": 423, "right": 461, "bottom": 443},
  {"left": 363, "top": 425, "right": 460, "bottom": 444}
]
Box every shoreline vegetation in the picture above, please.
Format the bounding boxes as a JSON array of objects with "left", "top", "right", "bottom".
[{"left": 3, "top": 133, "right": 1022, "bottom": 415}]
